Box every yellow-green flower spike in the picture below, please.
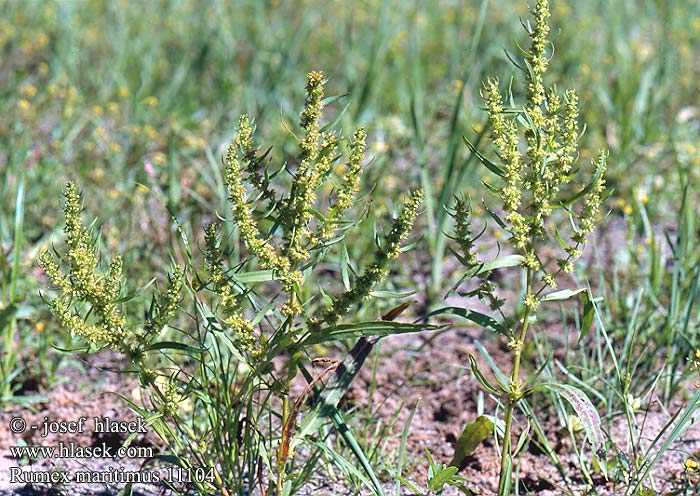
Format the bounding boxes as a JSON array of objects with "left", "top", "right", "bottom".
[{"left": 323, "top": 189, "right": 423, "bottom": 325}]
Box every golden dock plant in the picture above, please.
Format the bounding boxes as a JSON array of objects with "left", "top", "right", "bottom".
[
  {"left": 39, "top": 72, "right": 428, "bottom": 495},
  {"left": 441, "top": 1, "right": 608, "bottom": 492}
]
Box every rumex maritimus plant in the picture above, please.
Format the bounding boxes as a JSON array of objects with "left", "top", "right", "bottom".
[
  {"left": 39, "top": 71, "right": 427, "bottom": 495},
  {"left": 439, "top": 1, "right": 608, "bottom": 493}
]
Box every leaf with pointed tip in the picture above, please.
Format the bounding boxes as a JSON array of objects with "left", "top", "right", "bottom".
[
  {"left": 469, "top": 355, "right": 501, "bottom": 395},
  {"left": 291, "top": 337, "right": 376, "bottom": 451},
  {"left": 302, "top": 321, "right": 435, "bottom": 346},
  {"left": 541, "top": 287, "right": 587, "bottom": 302},
  {"left": 427, "top": 307, "right": 508, "bottom": 336},
  {"left": 463, "top": 137, "right": 505, "bottom": 177},
  {"left": 556, "top": 155, "right": 607, "bottom": 208},
  {"left": 449, "top": 416, "right": 494, "bottom": 469},
  {"left": 428, "top": 465, "right": 460, "bottom": 492}
]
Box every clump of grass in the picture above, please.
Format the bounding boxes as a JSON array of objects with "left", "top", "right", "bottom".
[
  {"left": 39, "top": 72, "right": 428, "bottom": 495},
  {"left": 438, "top": 0, "right": 609, "bottom": 492}
]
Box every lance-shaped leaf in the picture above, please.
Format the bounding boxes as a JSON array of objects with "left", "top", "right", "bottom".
[
  {"left": 540, "top": 383, "right": 605, "bottom": 461},
  {"left": 541, "top": 287, "right": 587, "bottom": 302},
  {"left": 449, "top": 415, "right": 494, "bottom": 469},
  {"left": 428, "top": 306, "right": 508, "bottom": 336},
  {"left": 301, "top": 320, "right": 436, "bottom": 346},
  {"left": 291, "top": 337, "right": 377, "bottom": 451}
]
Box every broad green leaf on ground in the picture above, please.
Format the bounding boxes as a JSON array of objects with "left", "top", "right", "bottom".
[{"left": 449, "top": 415, "right": 494, "bottom": 469}]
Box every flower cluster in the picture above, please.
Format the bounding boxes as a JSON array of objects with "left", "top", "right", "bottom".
[
  {"left": 39, "top": 183, "right": 183, "bottom": 358},
  {"left": 221, "top": 71, "right": 422, "bottom": 324},
  {"left": 471, "top": 0, "right": 607, "bottom": 289},
  {"left": 39, "top": 182, "right": 127, "bottom": 350}
]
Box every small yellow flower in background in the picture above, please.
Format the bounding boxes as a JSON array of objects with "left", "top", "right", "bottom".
[
  {"left": 38, "top": 62, "right": 49, "bottom": 75},
  {"left": 197, "top": 137, "right": 207, "bottom": 149},
  {"left": 117, "top": 86, "right": 130, "bottom": 99},
  {"left": 692, "top": 18, "right": 700, "bottom": 32},
  {"left": 153, "top": 152, "right": 166, "bottom": 165},
  {"left": 66, "top": 87, "right": 79, "bottom": 103},
  {"left": 184, "top": 135, "right": 197, "bottom": 148},
  {"left": 641, "top": 195, "right": 649, "bottom": 204},
  {"left": 22, "top": 84, "right": 37, "bottom": 98},
  {"left": 685, "top": 458, "right": 699, "bottom": 473},
  {"left": 372, "top": 141, "right": 388, "bottom": 153},
  {"left": 615, "top": 198, "right": 625, "bottom": 208},
  {"left": 90, "top": 168, "right": 105, "bottom": 181},
  {"left": 36, "top": 32, "right": 49, "bottom": 49},
  {"left": 92, "top": 105, "right": 104, "bottom": 116},
  {"left": 143, "top": 96, "right": 158, "bottom": 107},
  {"left": 453, "top": 79, "right": 464, "bottom": 90},
  {"left": 144, "top": 125, "right": 158, "bottom": 140},
  {"left": 48, "top": 84, "right": 59, "bottom": 97},
  {"left": 95, "top": 126, "right": 108, "bottom": 139},
  {"left": 107, "top": 102, "right": 119, "bottom": 115},
  {"left": 35, "top": 321, "right": 46, "bottom": 333},
  {"left": 130, "top": 124, "right": 142, "bottom": 134},
  {"left": 108, "top": 188, "right": 120, "bottom": 199},
  {"left": 623, "top": 204, "right": 633, "bottom": 215},
  {"left": 18, "top": 99, "right": 30, "bottom": 111},
  {"left": 110, "top": 143, "right": 122, "bottom": 154},
  {"left": 136, "top": 184, "right": 150, "bottom": 195}
]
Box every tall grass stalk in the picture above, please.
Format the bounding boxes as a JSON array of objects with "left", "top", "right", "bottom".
[{"left": 1, "top": 176, "right": 25, "bottom": 402}]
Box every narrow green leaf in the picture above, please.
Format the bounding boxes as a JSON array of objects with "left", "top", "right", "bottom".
[
  {"left": 370, "top": 289, "right": 417, "bottom": 298},
  {"left": 10, "top": 177, "right": 25, "bottom": 302},
  {"left": 463, "top": 137, "right": 505, "bottom": 177},
  {"left": 468, "top": 355, "right": 501, "bottom": 395},
  {"left": 394, "top": 475, "right": 422, "bottom": 495},
  {"left": 145, "top": 341, "right": 201, "bottom": 354},
  {"left": 427, "top": 307, "right": 508, "bottom": 336},
  {"left": 302, "top": 321, "right": 436, "bottom": 346},
  {"left": 396, "top": 401, "right": 418, "bottom": 496},
  {"left": 292, "top": 337, "right": 376, "bottom": 449},
  {"left": 230, "top": 270, "right": 275, "bottom": 283},
  {"left": 340, "top": 244, "right": 351, "bottom": 291},
  {"left": 482, "top": 202, "right": 508, "bottom": 229},
  {"left": 475, "top": 254, "right": 524, "bottom": 275},
  {"left": 541, "top": 287, "right": 587, "bottom": 302},
  {"left": 497, "top": 454, "right": 512, "bottom": 495},
  {"left": 428, "top": 466, "right": 459, "bottom": 492},
  {"left": 449, "top": 415, "right": 494, "bottom": 469}
]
